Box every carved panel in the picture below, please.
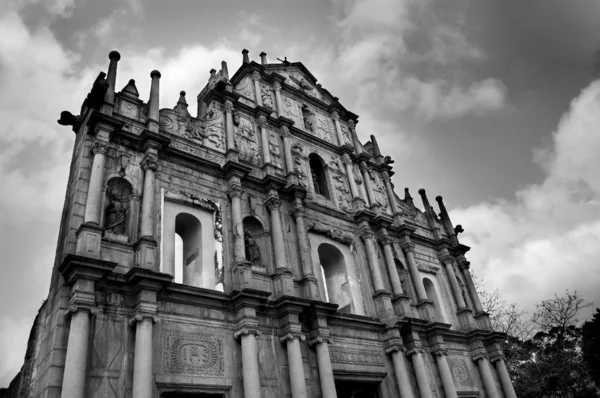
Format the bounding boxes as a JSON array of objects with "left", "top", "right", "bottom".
[
  {"left": 163, "top": 331, "right": 224, "bottom": 376},
  {"left": 371, "top": 172, "right": 390, "bottom": 211},
  {"left": 118, "top": 99, "right": 139, "bottom": 119},
  {"left": 291, "top": 144, "right": 308, "bottom": 189},
  {"left": 235, "top": 116, "right": 261, "bottom": 165},
  {"left": 339, "top": 121, "right": 352, "bottom": 145},
  {"left": 329, "top": 347, "right": 384, "bottom": 367},
  {"left": 260, "top": 83, "right": 274, "bottom": 109},
  {"left": 329, "top": 158, "right": 353, "bottom": 212},
  {"left": 203, "top": 102, "right": 225, "bottom": 153},
  {"left": 283, "top": 96, "right": 303, "bottom": 127},
  {"left": 268, "top": 129, "right": 282, "bottom": 169},
  {"left": 316, "top": 112, "right": 335, "bottom": 144},
  {"left": 448, "top": 358, "right": 475, "bottom": 388},
  {"left": 281, "top": 70, "right": 330, "bottom": 104},
  {"left": 234, "top": 75, "right": 254, "bottom": 100}
]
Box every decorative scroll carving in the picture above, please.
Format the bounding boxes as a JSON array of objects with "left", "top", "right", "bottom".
[
  {"left": 307, "top": 221, "right": 354, "bottom": 244},
  {"left": 329, "top": 347, "right": 384, "bottom": 367},
  {"left": 235, "top": 116, "right": 260, "bottom": 165},
  {"left": 163, "top": 331, "right": 224, "bottom": 376},
  {"left": 447, "top": 358, "right": 474, "bottom": 387}
]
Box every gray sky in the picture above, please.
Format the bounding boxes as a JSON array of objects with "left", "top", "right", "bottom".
[{"left": 1, "top": 0, "right": 600, "bottom": 386}]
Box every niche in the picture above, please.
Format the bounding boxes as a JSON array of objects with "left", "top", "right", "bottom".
[
  {"left": 423, "top": 277, "right": 444, "bottom": 322},
  {"left": 309, "top": 153, "right": 330, "bottom": 199},
  {"left": 242, "top": 216, "right": 271, "bottom": 270},
  {"left": 104, "top": 177, "right": 134, "bottom": 237}
]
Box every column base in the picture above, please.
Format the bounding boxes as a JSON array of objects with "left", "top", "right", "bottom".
[
  {"left": 135, "top": 236, "right": 157, "bottom": 270},
  {"left": 75, "top": 222, "right": 104, "bottom": 259},
  {"left": 373, "top": 290, "right": 395, "bottom": 320},
  {"left": 416, "top": 299, "right": 437, "bottom": 322},
  {"left": 273, "top": 267, "right": 295, "bottom": 298},
  {"left": 299, "top": 274, "right": 321, "bottom": 300},
  {"left": 392, "top": 294, "right": 412, "bottom": 317},
  {"left": 457, "top": 307, "right": 476, "bottom": 330}
]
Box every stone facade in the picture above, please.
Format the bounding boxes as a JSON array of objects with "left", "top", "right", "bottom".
[{"left": 4, "top": 50, "right": 517, "bottom": 398}]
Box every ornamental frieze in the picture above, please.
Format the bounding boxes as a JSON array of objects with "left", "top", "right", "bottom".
[
  {"left": 163, "top": 331, "right": 224, "bottom": 377},
  {"left": 329, "top": 347, "right": 384, "bottom": 367}
]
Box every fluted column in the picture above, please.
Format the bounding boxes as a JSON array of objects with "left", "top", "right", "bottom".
[
  {"left": 474, "top": 354, "right": 501, "bottom": 398},
  {"left": 131, "top": 315, "right": 158, "bottom": 398},
  {"left": 257, "top": 116, "right": 271, "bottom": 165},
  {"left": 84, "top": 139, "right": 108, "bottom": 225},
  {"left": 267, "top": 197, "right": 287, "bottom": 270},
  {"left": 459, "top": 261, "right": 484, "bottom": 313},
  {"left": 400, "top": 242, "right": 428, "bottom": 302},
  {"left": 252, "top": 71, "right": 263, "bottom": 107},
  {"left": 342, "top": 154, "right": 360, "bottom": 199},
  {"left": 492, "top": 355, "right": 517, "bottom": 398},
  {"left": 140, "top": 154, "right": 157, "bottom": 238},
  {"left": 441, "top": 256, "right": 467, "bottom": 309},
  {"left": 61, "top": 307, "right": 94, "bottom": 398},
  {"left": 332, "top": 111, "right": 345, "bottom": 147},
  {"left": 227, "top": 183, "right": 246, "bottom": 264},
  {"left": 224, "top": 100, "right": 236, "bottom": 151},
  {"left": 104, "top": 50, "right": 120, "bottom": 106},
  {"left": 360, "top": 161, "right": 377, "bottom": 208},
  {"left": 362, "top": 230, "right": 385, "bottom": 292},
  {"left": 235, "top": 329, "right": 261, "bottom": 398},
  {"left": 380, "top": 236, "right": 404, "bottom": 295},
  {"left": 310, "top": 338, "right": 337, "bottom": 398},
  {"left": 382, "top": 171, "right": 400, "bottom": 215},
  {"left": 281, "top": 126, "right": 294, "bottom": 175},
  {"left": 387, "top": 347, "right": 415, "bottom": 398},
  {"left": 409, "top": 349, "right": 433, "bottom": 398},
  {"left": 434, "top": 350, "right": 458, "bottom": 398},
  {"left": 281, "top": 334, "right": 308, "bottom": 398},
  {"left": 274, "top": 82, "right": 284, "bottom": 117}
]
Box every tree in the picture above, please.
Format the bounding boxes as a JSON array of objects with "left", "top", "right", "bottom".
[{"left": 583, "top": 308, "right": 600, "bottom": 388}]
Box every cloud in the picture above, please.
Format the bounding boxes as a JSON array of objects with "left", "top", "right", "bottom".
[{"left": 450, "top": 80, "right": 600, "bottom": 317}]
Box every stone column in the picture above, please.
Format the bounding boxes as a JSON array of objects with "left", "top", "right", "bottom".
[
  {"left": 310, "top": 338, "right": 337, "bottom": 398},
  {"left": 267, "top": 196, "right": 287, "bottom": 270},
  {"left": 331, "top": 111, "right": 345, "bottom": 147},
  {"left": 362, "top": 230, "right": 386, "bottom": 292},
  {"left": 460, "top": 261, "right": 484, "bottom": 313},
  {"left": 61, "top": 307, "right": 93, "bottom": 398},
  {"left": 257, "top": 116, "right": 271, "bottom": 165},
  {"left": 441, "top": 256, "right": 467, "bottom": 309},
  {"left": 104, "top": 51, "right": 120, "bottom": 106},
  {"left": 387, "top": 347, "right": 415, "bottom": 398},
  {"left": 474, "top": 354, "right": 501, "bottom": 398},
  {"left": 342, "top": 154, "right": 360, "bottom": 199},
  {"left": 359, "top": 161, "right": 377, "bottom": 208},
  {"left": 147, "top": 70, "right": 161, "bottom": 132},
  {"left": 131, "top": 315, "right": 157, "bottom": 398},
  {"left": 281, "top": 334, "right": 308, "bottom": 398},
  {"left": 227, "top": 183, "right": 246, "bottom": 264},
  {"left": 235, "top": 329, "right": 261, "bottom": 398},
  {"left": 292, "top": 207, "right": 311, "bottom": 276},
  {"left": 252, "top": 71, "right": 263, "bottom": 107},
  {"left": 434, "top": 351, "right": 458, "bottom": 398},
  {"left": 408, "top": 349, "right": 433, "bottom": 398},
  {"left": 84, "top": 139, "right": 108, "bottom": 225},
  {"left": 382, "top": 172, "right": 400, "bottom": 215},
  {"left": 400, "top": 242, "right": 427, "bottom": 302},
  {"left": 139, "top": 154, "right": 158, "bottom": 238},
  {"left": 492, "top": 355, "right": 517, "bottom": 398},
  {"left": 380, "top": 236, "right": 403, "bottom": 296},
  {"left": 281, "top": 126, "right": 294, "bottom": 175},
  {"left": 224, "top": 100, "right": 236, "bottom": 152},
  {"left": 348, "top": 120, "right": 362, "bottom": 154},
  {"left": 274, "top": 82, "right": 284, "bottom": 118}
]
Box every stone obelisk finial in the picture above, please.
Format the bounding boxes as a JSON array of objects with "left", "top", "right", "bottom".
[{"left": 104, "top": 50, "right": 121, "bottom": 105}]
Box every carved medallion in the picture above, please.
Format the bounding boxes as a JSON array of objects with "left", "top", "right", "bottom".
[
  {"left": 163, "top": 331, "right": 224, "bottom": 376},
  {"left": 448, "top": 358, "right": 474, "bottom": 387}
]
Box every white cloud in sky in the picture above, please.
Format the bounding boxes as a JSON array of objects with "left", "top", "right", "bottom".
[{"left": 450, "top": 80, "right": 600, "bottom": 316}]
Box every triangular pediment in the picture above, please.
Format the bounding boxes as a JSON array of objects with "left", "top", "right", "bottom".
[{"left": 266, "top": 63, "right": 335, "bottom": 106}]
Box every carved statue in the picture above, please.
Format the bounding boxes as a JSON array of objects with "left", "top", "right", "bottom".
[
  {"left": 311, "top": 171, "right": 321, "bottom": 195},
  {"left": 290, "top": 74, "right": 313, "bottom": 91},
  {"left": 85, "top": 72, "right": 109, "bottom": 110},
  {"left": 384, "top": 155, "right": 395, "bottom": 164},
  {"left": 105, "top": 193, "right": 127, "bottom": 234},
  {"left": 454, "top": 224, "right": 464, "bottom": 235},
  {"left": 302, "top": 105, "right": 316, "bottom": 133},
  {"left": 244, "top": 230, "right": 261, "bottom": 266}
]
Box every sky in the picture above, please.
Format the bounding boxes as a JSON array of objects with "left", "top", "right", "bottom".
[{"left": 1, "top": 0, "right": 600, "bottom": 387}]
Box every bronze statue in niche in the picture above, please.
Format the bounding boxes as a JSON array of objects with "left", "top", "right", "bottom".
[{"left": 104, "top": 177, "right": 133, "bottom": 235}]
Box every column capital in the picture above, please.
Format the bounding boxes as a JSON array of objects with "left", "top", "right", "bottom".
[
  {"left": 128, "top": 313, "right": 160, "bottom": 326},
  {"left": 91, "top": 139, "right": 109, "bottom": 155},
  {"left": 257, "top": 115, "right": 268, "bottom": 127},
  {"left": 359, "top": 160, "right": 370, "bottom": 172},
  {"left": 308, "top": 336, "right": 332, "bottom": 347},
  {"left": 347, "top": 119, "right": 356, "bottom": 130},
  {"left": 227, "top": 183, "right": 243, "bottom": 199},
  {"left": 234, "top": 327, "right": 261, "bottom": 339},
  {"left": 341, "top": 153, "right": 353, "bottom": 165},
  {"left": 489, "top": 352, "right": 506, "bottom": 363},
  {"left": 141, "top": 154, "right": 158, "bottom": 172},
  {"left": 224, "top": 100, "right": 234, "bottom": 113},
  {"left": 331, "top": 111, "right": 340, "bottom": 120},
  {"left": 432, "top": 348, "right": 449, "bottom": 357},
  {"left": 360, "top": 229, "right": 375, "bottom": 240},
  {"left": 406, "top": 348, "right": 424, "bottom": 357},
  {"left": 280, "top": 125, "right": 291, "bottom": 137},
  {"left": 400, "top": 241, "right": 415, "bottom": 253},
  {"left": 440, "top": 254, "right": 457, "bottom": 267},
  {"left": 251, "top": 70, "right": 261, "bottom": 81},
  {"left": 378, "top": 235, "right": 394, "bottom": 246},
  {"left": 382, "top": 171, "right": 391, "bottom": 182},
  {"left": 67, "top": 304, "right": 100, "bottom": 316},
  {"left": 472, "top": 350, "right": 489, "bottom": 362},
  {"left": 266, "top": 196, "right": 281, "bottom": 212},
  {"left": 458, "top": 259, "right": 471, "bottom": 270},
  {"left": 273, "top": 81, "right": 282, "bottom": 91},
  {"left": 279, "top": 333, "right": 306, "bottom": 344},
  {"left": 384, "top": 337, "right": 406, "bottom": 354}
]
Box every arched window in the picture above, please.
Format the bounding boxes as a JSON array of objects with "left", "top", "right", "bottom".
[
  {"left": 423, "top": 277, "right": 444, "bottom": 322},
  {"left": 104, "top": 177, "right": 134, "bottom": 236},
  {"left": 309, "top": 153, "right": 330, "bottom": 199},
  {"left": 318, "top": 243, "right": 352, "bottom": 313}
]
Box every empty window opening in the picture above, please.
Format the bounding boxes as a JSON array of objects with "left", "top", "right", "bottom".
[
  {"left": 423, "top": 277, "right": 444, "bottom": 322},
  {"left": 309, "top": 153, "right": 330, "bottom": 199},
  {"left": 318, "top": 243, "right": 353, "bottom": 313},
  {"left": 175, "top": 213, "right": 203, "bottom": 286}
]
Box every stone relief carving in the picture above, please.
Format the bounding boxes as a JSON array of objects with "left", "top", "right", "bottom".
[
  {"left": 316, "top": 113, "right": 335, "bottom": 144},
  {"left": 307, "top": 221, "right": 354, "bottom": 244},
  {"left": 329, "top": 347, "right": 384, "bottom": 367},
  {"left": 235, "top": 116, "right": 260, "bottom": 165},
  {"left": 104, "top": 177, "right": 133, "bottom": 235},
  {"left": 329, "top": 158, "right": 353, "bottom": 212},
  {"left": 203, "top": 102, "right": 225, "bottom": 152},
  {"left": 268, "top": 130, "right": 282, "bottom": 168},
  {"left": 260, "top": 83, "right": 274, "bottom": 109},
  {"left": 447, "top": 358, "right": 474, "bottom": 387},
  {"left": 283, "top": 96, "right": 303, "bottom": 127},
  {"left": 163, "top": 331, "right": 224, "bottom": 376},
  {"left": 291, "top": 144, "right": 308, "bottom": 188},
  {"left": 119, "top": 100, "right": 138, "bottom": 119},
  {"left": 234, "top": 75, "right": 254, "bottom": 100},
  {"left": 372, "top": 172, "right": 389, "bottom": 209},
  {"left": 340, "top": 123, "right": 352, "bottom": 145},
  {"left": 302, "top": 104, "right": 316, "bottom": 134}
]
